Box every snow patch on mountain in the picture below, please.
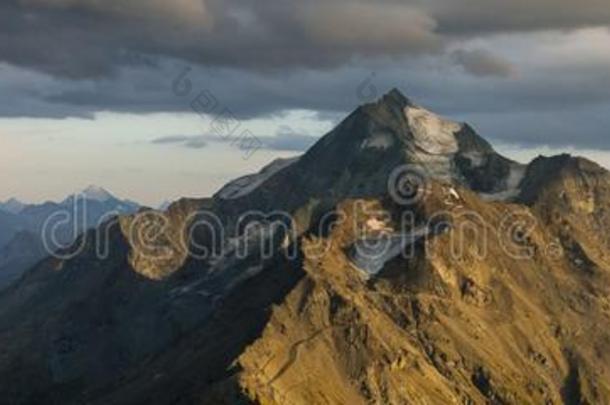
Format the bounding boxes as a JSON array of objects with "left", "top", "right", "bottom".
[
  {"left": 448, "top": 187, "right": 461, "bottom": 201},
  {"left": 461, "top": 151, "right": 486, "bottom": 168},
  {"left": 350, "top": 227, "right": 430, "bottom": 278},
  {"left": 218, "top": 157, "right": 300, "bottom": 200},
  {"left": 481, "top": 164, "right": 527, "bottom": 201},
  {"left": 81, "top": 185, "right": 115, "bottom": 202},
  {"left": 405, "top": 106, "right": 462, "bottom": 155},
  {"left": 361, "top": 131, "right": 394, "bottom": 150}
]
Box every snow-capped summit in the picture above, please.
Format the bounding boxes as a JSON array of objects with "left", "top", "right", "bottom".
[
  {"left": 60, "top": 185, "right": 139, "bottom": 213},
  {"left": 211, "top": 89, "right": 524, "bottom": 214},
  {"left": 81, "top": 185, "right": 115, "bottom": 202}
]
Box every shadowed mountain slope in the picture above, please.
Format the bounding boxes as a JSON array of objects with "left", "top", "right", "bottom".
[{"left": 1, "top": 90, "right": 609, "bottom": 404}]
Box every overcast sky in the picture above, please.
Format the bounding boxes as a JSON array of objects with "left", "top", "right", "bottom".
[{"left": 1, "top": 0, "right": 609, "bottom": 205}]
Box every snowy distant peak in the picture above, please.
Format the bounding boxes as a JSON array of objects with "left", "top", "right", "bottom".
[
  {"left": 58, "top": 186, "right": 140, "bottom": 214},
  {"left": 59, "top": 185, "right": 122, "bottom": 205},
  {"left": 0, "top": 198, "right": 28, "bottom": 214},
  {"left": 81, "top": 185, "right": 115, "bottom": 202}
]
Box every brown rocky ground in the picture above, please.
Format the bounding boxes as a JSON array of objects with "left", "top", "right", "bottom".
[
  {"left": 234, "top": 173, "right": 610, "bottom": 404},
  {"left": 1, "top": 91, "right": 609, "bottom": 404}
]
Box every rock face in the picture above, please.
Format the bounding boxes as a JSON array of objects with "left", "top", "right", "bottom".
[{"left": 1, "top": 90, "right": 610, "bottom": 404}]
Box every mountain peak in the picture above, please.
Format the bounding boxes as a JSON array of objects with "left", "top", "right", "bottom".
[
  {"left": 81, "top": 185, "right": 115, "bottom": 202},
  {"left": 381, "top": 88, "right": 413, "bottom": 108},
  {"left": 0, "top": 198, "right": 27, "bottom": 214},
  {"left": 212, "top": 88, "right": 523, "bottom": 210},
  {"left": 58, "top": 185, "right": 140, "bottom": 211}
]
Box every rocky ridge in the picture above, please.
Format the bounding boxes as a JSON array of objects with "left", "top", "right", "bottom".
[{"left": 0, "top": 90, "right": 609, "bottom": 404}]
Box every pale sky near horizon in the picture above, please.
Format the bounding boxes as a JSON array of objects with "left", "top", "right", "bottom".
[
  {"left": 1, "top": 2, "right": 609, "bottom": 206},
  {"left": 2, "top": 109, "right": 609, "bottom": 206},
  {"left": 0, "top": 110, "right": 327, "bottom": 206}
]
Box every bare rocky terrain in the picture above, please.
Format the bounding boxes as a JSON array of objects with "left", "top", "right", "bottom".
[{"left": 0, "top": 90, "right": 609, "bottom": 404}]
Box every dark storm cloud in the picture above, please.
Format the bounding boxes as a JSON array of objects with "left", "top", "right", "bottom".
[
  {"left": 451, "top": 49, "right": 515, "bottom": 78},
  {"left": 1, "top": 0, "right": 607, "bottom": 82},
  {"left": 3, "top": 48, "right": 610, "bottom": 151},
  {"left": 462, "top": 104, "right": 610, "bottom": 150},
  {"left": 1, "top": 0, "right": 610, "bottom": 150},
  {"left": 0, "top": 0, "right": 442, "bottom": 78},
  {"left": 426, "top": 0, "right": 610, "bottom": 34},
  {"left": 2, "top": 0, "right": 608, "bottom": 80}
]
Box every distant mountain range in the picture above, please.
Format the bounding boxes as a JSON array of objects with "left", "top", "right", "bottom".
[
  {"left": 0, "top": 209, "right": 24, "bottom": 248},
  {"left": 0, "top": 186, "right": 140, "bottom": 290},
  {"left": 0, "top": 198, "right": 27, "bottom": 215}
]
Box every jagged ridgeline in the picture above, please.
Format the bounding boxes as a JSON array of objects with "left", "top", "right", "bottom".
[{"left": 1, "top": 90, "right": 610, "bottom": 404}]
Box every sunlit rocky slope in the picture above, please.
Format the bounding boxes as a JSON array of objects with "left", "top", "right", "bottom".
[{"left": 1, "top": 90, "right": 609, "bottom": 404}]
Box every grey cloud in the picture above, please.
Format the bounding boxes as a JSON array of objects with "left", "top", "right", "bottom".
[
  {"left": 23, "top": 0, "right": 212, "bottom": 26},
  {"left": 295, "top": 3, "right": 442, "bottom": 54},
  {"left": 0, "top": 0, "right": 442, "bottom": 79},
  {"left": 451, "top": 49, "right": 515, "bottom": 78},
  {"left": 184, "top": 137, "right": 208, "bottom": 149},
  {"left": 427, "top": 0, "right": 610, "bottom": 34},
  {"left": 462, "top": 103, "right": 610, "bottom": 150},
  {"left": 4, "top": 51, "right": 610, "bottom": 151},
  {"left": 149, "top": 127, "right": 317, "bottom": 152},
  {"left": 1, "top": 0, "right": 610, "bottom": 152},
  {"left": 150, "top": 135, "right": 208, "bottom": 149},
  {"left": 151, "top": 135, "right": 191, "bottom": 145},
  {"left": 209, "top": 128, "right": 318, "bottom": 152},
  {"left": 2, "top": 0, "right": 609, "bottom": 80}
]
